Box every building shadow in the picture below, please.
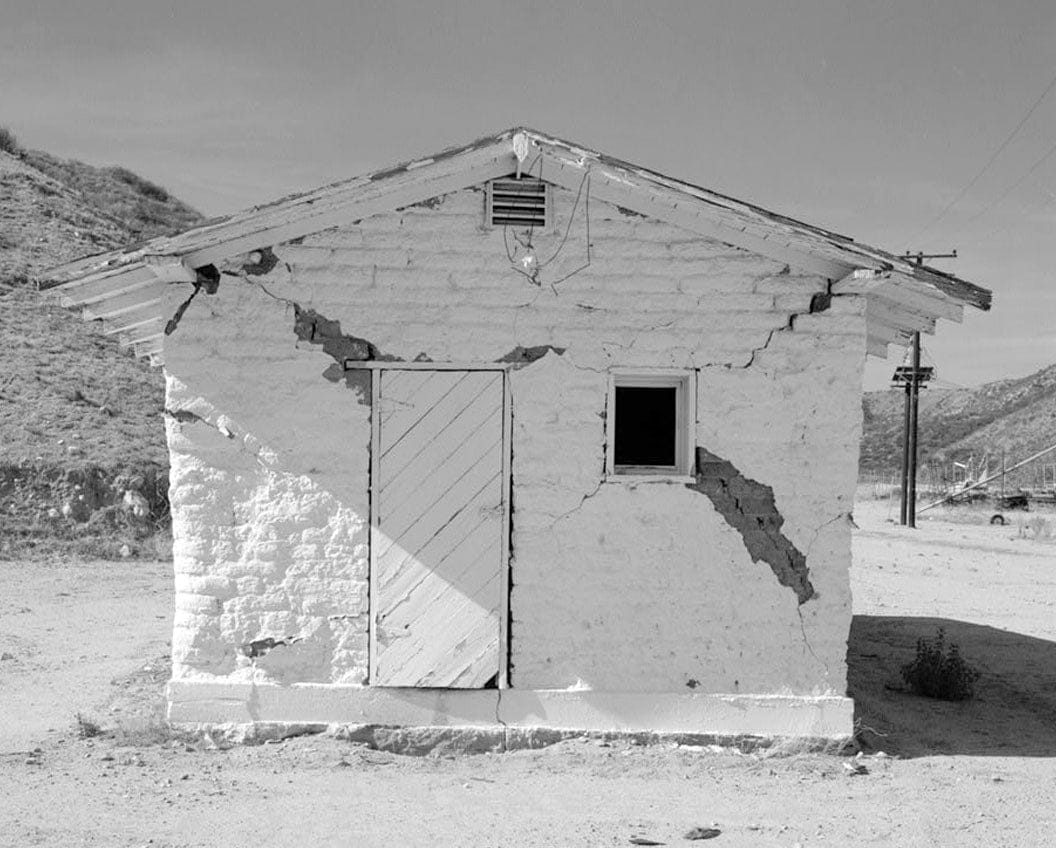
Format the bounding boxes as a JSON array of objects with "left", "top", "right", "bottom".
[{"left": 848, "top": 615, "right": 1056, "bottom": 757}]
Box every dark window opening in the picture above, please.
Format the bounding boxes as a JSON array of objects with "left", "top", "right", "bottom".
[{"left": 614, "top": 386, "right": 677, "bottom": 468}]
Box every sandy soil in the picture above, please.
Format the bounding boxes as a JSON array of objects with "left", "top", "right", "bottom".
[{"left": 2, "top": 501, "right": 1055, "bottom": 847}]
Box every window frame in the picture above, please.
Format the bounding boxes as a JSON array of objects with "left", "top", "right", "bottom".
[{"left": 605, "top": 370, "right": 697, "bottom": 481}]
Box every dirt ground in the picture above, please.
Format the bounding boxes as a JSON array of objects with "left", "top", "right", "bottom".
[{"left": 2, "top": 499, "right": 1056, "bottom": 847}]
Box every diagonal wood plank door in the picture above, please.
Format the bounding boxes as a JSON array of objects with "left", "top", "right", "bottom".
[{"left": 372, "top": 369, "right": 506, "bottom": 687}]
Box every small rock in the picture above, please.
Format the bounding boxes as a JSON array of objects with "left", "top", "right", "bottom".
[
  {"left": 992, "top": 775, "right": 1003, "bottom": 783},
  {"left": 684, "top": 827, "right": 721, "bottom": 840},
  {"left": 0, "top": 652, "right": 13, "bottom": 661},
  {"left": 630, "top": 839, "right": 665, "bottom": 846}
]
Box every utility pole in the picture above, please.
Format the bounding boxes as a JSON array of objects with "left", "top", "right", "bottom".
[{"left": 894, "top": 250, "right": 955, "bottom": 527}]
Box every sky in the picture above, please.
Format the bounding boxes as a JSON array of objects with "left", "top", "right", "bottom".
[{"left": 2, "top": 0, "right": 1054, "bottom": 390}]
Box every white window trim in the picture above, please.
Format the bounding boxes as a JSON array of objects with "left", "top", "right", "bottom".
[{"left": 605, "top": 369, "right": 697, "bottom": 481}]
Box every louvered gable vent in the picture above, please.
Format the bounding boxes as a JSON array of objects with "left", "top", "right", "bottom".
[{"left": 488, "top": 177, "right": 549, "bottom": 227}]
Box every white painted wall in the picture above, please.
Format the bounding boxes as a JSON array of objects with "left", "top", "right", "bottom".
[{"left": 162, "top": 183, "right": 865, "bottom": 702}]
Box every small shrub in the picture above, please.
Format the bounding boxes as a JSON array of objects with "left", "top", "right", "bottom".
[
  {"left": 0, "top": 125, "right": 20, "bottom": 155},
  {"left": 1026, "top": 515, "right": 1052, "bottom": 541},
  {"left": 74, "top": 712, "right": 103, "bottom": 739},
  {"left": 901, "top": 627, "right": 980, "bottom": 701},
  {"left": 111, "top": 715, "right": 186, "bottom": 747}
]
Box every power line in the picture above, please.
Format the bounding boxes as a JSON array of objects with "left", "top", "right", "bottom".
[
  {"left": 909, "top": 66, "right": 1056, "bottom": 240},
  {"left": 944, "top": 135, "right": 1056, "bottom": 237}
]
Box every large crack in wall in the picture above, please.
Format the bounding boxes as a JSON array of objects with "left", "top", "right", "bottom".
[
  {"left": 292, "top": 305, "right": 398, "bottom": 401},
  {"left": 687, "top": 446, "right": 815, "bottom": 605}
]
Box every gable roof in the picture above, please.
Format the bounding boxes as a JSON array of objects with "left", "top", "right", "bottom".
[{"left": 40, "top": 127, "right": 991, "bottom": 364}]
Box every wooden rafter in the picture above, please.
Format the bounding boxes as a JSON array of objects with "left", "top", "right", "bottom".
[{"left": 81, "top": 283, "right": 165, "bottom": 320}]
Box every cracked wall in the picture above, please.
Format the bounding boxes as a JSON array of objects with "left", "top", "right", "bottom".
[
  {"left": 161, "top": 183, "right": 865, "bottom": 697},
  {"left": 687, "top": 446, "right": 815, "bottom": 605},
  {"left": 164, "top": 284, "right": 371, "bottom": 687}
]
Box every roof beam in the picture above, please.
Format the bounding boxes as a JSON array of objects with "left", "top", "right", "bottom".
[
  {"left": 538, "top": 150, "right": 852, "bottom": 281},
  {"left": 142, "top": 255, "right": 198, "bottom": 283},
  {"left": 833, "top": 271, "right": 964, "bottom": 323},
  {"left": 62, "top": 271, "right": 160, "bottom": 307},
  {"left": 134, "top": 338, "right": 164, "bottom": 359},
  {"left": 180, "top": 151, "right": 519, "bottom": 268},
  {"left": 867, "top": 298, "right": 938, "bottom": 336},
  {"left": 866, "top": 335, "right": 890, "bottom": 358},
  {"left": 102, "top": 308, "right": 164, "bottom": 336},
  {"left": 121, "top": 330, "right": 163, "bottom": 350},
  {"left": 50, "top": 264, "right": 156, "bottom": 304},
  {"left": 81, "top": 283, "right": 166, "bottom": 320},
  {"left": 118, "top": 321, "right": 163, "bottom": 348},
  {"left": 867, "top": 318, "right": 913, "bottom": 346}
]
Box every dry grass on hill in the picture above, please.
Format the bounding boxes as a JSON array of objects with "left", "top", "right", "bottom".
[
  {"left": 0, "top": 138, "right": 202, "bottom": 559},
  {"left": 861, "top": 363, "right": 1056, "bottom": 479}
]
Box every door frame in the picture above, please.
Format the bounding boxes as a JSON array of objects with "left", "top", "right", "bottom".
[{"left": 363, "top": 362, "right": 513, "bottom": 689}]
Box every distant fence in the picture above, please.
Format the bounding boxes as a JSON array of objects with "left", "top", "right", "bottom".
[{"left": 861, "top": 460, "right": 1056, "bottom": 498}]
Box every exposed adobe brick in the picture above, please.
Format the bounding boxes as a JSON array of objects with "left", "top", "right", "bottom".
[{"left": 687, "top": 446, "right": 816, "bottom": 605}]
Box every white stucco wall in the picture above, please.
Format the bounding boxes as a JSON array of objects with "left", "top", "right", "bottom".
[{"left": 161, "top": 183, "right": 865, "bottom": 704}]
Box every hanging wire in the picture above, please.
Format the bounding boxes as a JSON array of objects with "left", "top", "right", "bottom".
[
  {"left": 536, "top": 168, "right": 590, "bottom": 271},
  {"left": 908, "top": 65, "right": 1056, "bottom": 241},
  {"left": 970, "top": 187, "right": 1056, "bottom": 244},
  {"left": 942, "top": 136, "right": 1056, "bottom": 239},
  {"left": 502, "top": 152, "right": 543, "bottom": 269},
  {"left": 504, "top": 159, "right": 594, "bottom": 290},
  {"left": 545, "top": 172, "right": 592, "bottom": 292}
]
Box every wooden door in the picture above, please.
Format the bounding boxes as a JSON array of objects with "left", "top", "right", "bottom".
[{"left": 371, "top": 369, "right": 506, "bottom": 687}]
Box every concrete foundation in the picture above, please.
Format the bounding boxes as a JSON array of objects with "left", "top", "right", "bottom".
[{"left": 168, "top": 680, "right": 853, "bottom": 740}]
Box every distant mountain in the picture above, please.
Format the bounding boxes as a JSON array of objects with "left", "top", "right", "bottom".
[
  {"left": 861, "top": 363, "right": 1056, "bottom": 486},
  {"left": 0, "top": 140, "right": 204, "bottom": 558}
]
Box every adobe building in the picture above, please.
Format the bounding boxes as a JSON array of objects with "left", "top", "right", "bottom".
[{"left": 45, "top": 129, "right": 990, "bottom": 743}]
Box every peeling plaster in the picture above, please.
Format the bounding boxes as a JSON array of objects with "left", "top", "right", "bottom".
[
  {"left": 809, "top": 291, "right": 832, "bottom": 313},
  {"left": 406, "top": 195, "right": 446, "bottom": 210},
  {"left": 496, "top": 344, "right": 567, "bottom": 365},
  {"left": 292, "top": 304, "right": 399, "bottom": 393},
  {"left": 687, "top": 446, "right": 815, "bottom": 605},
  {"left": 241, "top": 636, "right": 301, "bottom": 658},
  {"left": 164, "top": 407, "right": 208, "bottom": 426},
  {"left": 241, "top": 247, "right": 280, "bottom": 276}
]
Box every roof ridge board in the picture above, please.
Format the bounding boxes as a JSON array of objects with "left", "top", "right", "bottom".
[
  {"left": 524, "top": 130, "right": 860, "bottom": 244},
  {"left": 41, "top": 129, "right": 522, "bottom": 284},
  {"left": 523, "top": 129, "right": 991, "bottom": 311},
  {"left": 172, "top": 147, "right": 518, "bottom": 268},
  {"left": 43, "top": 124, "right": 991, "bottom": 314}
]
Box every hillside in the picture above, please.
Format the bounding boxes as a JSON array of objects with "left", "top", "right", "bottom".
[
  {"left": 861, "top": 363, "right": 1056, "bottom": 487},
  {"left": 0, "top": 138, "right": 203, "bottom": 558}
]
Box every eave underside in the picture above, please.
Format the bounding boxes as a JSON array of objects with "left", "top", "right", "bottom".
[{"left": 39, "top": 128, "right": 987, "bottom": 365}]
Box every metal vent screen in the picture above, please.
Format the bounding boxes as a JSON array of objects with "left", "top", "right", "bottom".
[{"left": 488, "top": 178, "right": 548, "bottom": 227}]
